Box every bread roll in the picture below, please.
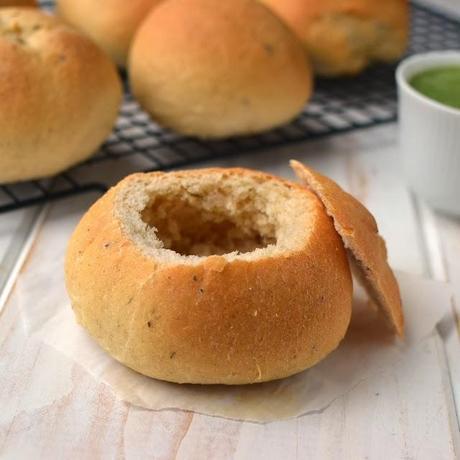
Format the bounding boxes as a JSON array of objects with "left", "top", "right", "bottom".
[
  {"left": 259, "top": 0, "right": 409, "bottom": 76},
  {"left": 0, "top": 1, "right": 36, "bottom": 6},
  {"left": 129, "top": 0, "right": 312, "bottom": 139},
  {"left": 291, "top": 160, "right": 404, "bottom": 336},
  {"left": 57, "top": 0, "right": 159, "bottom": 67},
  {"left": 0, "top": 8, "right": 122, "bottom": 184},
  {"left": 65, "top": 168, "right": 353, "bottom": 384}
]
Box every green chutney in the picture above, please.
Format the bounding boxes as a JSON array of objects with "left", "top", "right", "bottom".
[{"left": 409, "top": 66, "right": 460, "bottom": 110}]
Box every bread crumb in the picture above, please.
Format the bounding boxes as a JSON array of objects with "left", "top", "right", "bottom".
[{"left": 255, "top": 363, "right": 262, "bottom": 381}]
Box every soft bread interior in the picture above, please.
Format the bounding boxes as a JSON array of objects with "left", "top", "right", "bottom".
[
  {"left": 115, "top": 170, "right": 316, "bottom": 263},
  {"left": 141, "top": 195, "right": 277, "bottom": 256}
]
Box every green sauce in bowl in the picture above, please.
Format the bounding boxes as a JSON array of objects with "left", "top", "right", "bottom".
[{"left": 409, "top": 66, "right": 460, "bottom": 110}]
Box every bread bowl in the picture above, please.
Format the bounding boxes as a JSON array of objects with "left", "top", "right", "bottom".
[
  {"left": 65, "top": 167, "right": 353, "bottom": 384},
  {"left": 129, "top": 0, "right": 312, "bottom": 138},
  {"left": 0, "top": 8, "right": 122, "bottom": 184},
  {"left": 259, "top": 0, "right": 409, "bottom": 76},
  {"left": 56, "top": 0, "right": 160, "bottom": 67}
]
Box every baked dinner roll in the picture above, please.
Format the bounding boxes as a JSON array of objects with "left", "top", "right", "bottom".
[
  {"left": 65, "top": 168, "right": 353, "bottom": 384},
  {"left": 57, "top": 0, "right": 160, "bottom": 67},
  {"left": 259, "top": 0, "right": 409, "bottom": 76},
  {"left": 129, "top": 0, "right": 312, "bottom": 138},
  {"left": 291, "top": 160, "right": 404, "bottom": 336},
  {"left": 0, "top": 8, "right": 122, "bottom": 184},
  {"left": 0, "top": 1, "right": 36, "bottom": 6}
]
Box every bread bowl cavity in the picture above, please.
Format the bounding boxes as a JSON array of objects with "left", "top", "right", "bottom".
[{"left": 116, "top": 170, "right": 318, "bottom": 262}]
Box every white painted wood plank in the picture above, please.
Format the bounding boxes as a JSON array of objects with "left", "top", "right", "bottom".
[
  {"left": 0, "top": 207, "right": 47, "bottom": 314},
  {"left": 0, "top": 209, "right": 29, "bottom": 260},
  {"left": 0, "top": 208, "right": 38, "bottom": 288},
  {"left": 427, "top": 209, "right": 460, "bottom": 427},
  {"left": 434, "top": 213, "right": 460, "bottom": 303}
]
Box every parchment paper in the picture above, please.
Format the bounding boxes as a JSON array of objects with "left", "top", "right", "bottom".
[{"left": 19, "top": 269, "right": 452, "bottom": 422}]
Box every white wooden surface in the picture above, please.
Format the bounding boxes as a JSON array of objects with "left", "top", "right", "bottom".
[
  {"left": 0, "top": 123, "right": 460, "bottom": 459},
  {"left": 2, "top": 0, "right": 460, "bottom": 456}
]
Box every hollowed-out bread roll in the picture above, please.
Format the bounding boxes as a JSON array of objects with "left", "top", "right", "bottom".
[
  {"left": 56, "top": 0, "right": 160, "bottom": 67},
  {"left": 65, "top": 168, "right": 353, "bottom": 385},
  {"left": 291, "top": 160, "right": 404, "bottom": 336},
  {"left": 259, "top": 0, "right": 409, "bottom": 76},
  {"left": 129, "top": 0, "right": 312, "bottom": 139},
  {"left": 0, "top": 8, "right": 122, "bottom": 184}
]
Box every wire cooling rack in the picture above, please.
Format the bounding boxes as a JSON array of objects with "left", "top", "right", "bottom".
[{"left": 0, "top": 1, "right": 459, "bottom": 213}]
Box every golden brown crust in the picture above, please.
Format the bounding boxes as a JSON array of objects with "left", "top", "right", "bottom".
[
  {"left": 291, "top": 160, "right": 404, "bottom": 336},
  {"left": 57, "top": 0, "right": 160, "bottom": 67},
  {"left": 259, "top": 0, "right": 409, "bottom": 76},
  {"left": 0, "top": 8, "right": 122, "bottom": 183},
  {"left": 0, "top": 1, "right": 36, "bottom": 6},
  {"left": 65, "top": 168, "right": 353, "bottom": 384},
  {"left": 129, "top": 0, "right": 312, "bottom": 138}
]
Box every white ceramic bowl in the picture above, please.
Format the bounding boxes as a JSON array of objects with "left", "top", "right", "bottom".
[{"left": 396, "top": 51, "right": 460, "bottom": 216}]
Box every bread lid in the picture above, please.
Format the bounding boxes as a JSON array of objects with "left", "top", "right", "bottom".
[{"left": 290, "top": 160, "right": 404, "bottom": 336}]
